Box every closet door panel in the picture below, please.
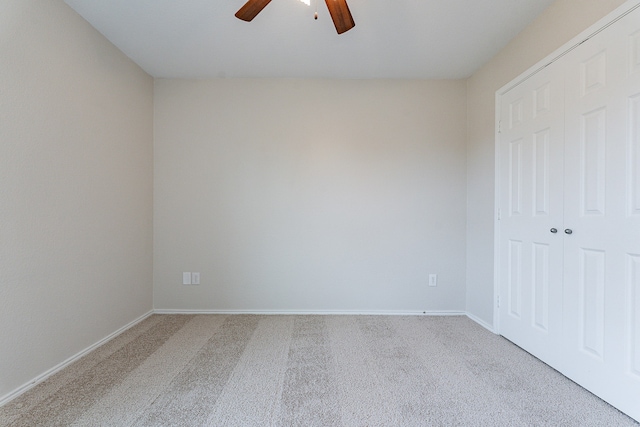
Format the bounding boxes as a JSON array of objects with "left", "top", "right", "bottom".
[
  {"left": 630, "top": 27, "right": 640, "bottom": 389},
  {"left": 498, "top": 62, "right": 565, "bottom": 370},
  {"left": 620, "top": 11, "right": 640, "bottom": 420},
  {"left": 562, "top": 7, "right": 640, "bottom": 420}
]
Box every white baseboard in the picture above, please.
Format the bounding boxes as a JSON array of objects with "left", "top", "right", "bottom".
[
  {"left": 0, "top": 310, "right": 153, "bottom": 408},
  {"left": 154, "top": 309, "right": 467, "bottom": 316},
  {"left": 466, "top": 312, "right": 496, "bottom": 333}
]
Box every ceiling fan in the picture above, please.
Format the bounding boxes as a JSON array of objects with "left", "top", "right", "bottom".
[{"left": 235, "top": 0, "right": 355, "bottom": 34}]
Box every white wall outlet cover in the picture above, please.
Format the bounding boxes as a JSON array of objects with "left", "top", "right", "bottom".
[
  {"left": 429, "top": 274, "right": 437, "bottom": 287},
  {"left": 182, "top": 272, "right": 191, "bottom": 285}
]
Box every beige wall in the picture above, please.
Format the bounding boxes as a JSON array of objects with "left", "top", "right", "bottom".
[
  {"left": 154, "top": 79, "right": 467, "bottom": 312},
  {"left": 465, "top": 0, "right": 628, "bottom": 326},
  {"left": 0, "top": 0, "right": 153, "bottom": 400}
]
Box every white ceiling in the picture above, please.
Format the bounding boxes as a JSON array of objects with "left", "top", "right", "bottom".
[{"left": 63, "top": 0, "right": 556, "bottom": 80}]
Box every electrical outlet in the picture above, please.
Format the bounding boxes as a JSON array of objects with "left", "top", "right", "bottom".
[
  {"left": 428, "top": 274, "right": 437, "bottom": 287},
  {"left": 192, "top": 272, "right": 200, "bottom": 285},
  {"left": 182, "top": 272, "right": 191, "bottom": 285}
]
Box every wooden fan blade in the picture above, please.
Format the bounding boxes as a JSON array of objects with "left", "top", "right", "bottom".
[
  {"left": 325, "top": 0, "right": 355, "bottom": 34},
  {"left": 235, "top": 0, "right": 273, "bottom": 22}
]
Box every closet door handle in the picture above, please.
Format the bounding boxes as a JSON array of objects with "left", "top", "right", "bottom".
[
  {"left": 564, "top": 229, "right": 573, "bottom": 235},
  {"left": 550, "top": 228, "right": 558, "bottom": 233}
]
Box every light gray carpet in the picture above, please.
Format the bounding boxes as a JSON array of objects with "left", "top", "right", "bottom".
[{"left": 0, "top": 314, "right": 637, "bottom": 426}]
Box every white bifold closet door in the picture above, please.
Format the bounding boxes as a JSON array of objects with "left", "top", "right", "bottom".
[
  {"left": 498, "top": 60, "right": 566, "bottom": 371},
  {"left": 498, "top": 4, "right": 640, "bottom": 421}
]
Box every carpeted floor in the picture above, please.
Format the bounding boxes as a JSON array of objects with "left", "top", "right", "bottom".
[{"left": 0, "top": 314, "right": 637, "bottom": 426}]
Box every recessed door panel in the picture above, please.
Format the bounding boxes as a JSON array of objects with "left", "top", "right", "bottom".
[
  {"left": 533, "top": 129, "right": 550, "bottom": 216},
  {"left": 510, "top": 139, "right": 523, "bottom": 216},
  {"left": 509, "top": 240, "right": 523, "bottom": 318},
  {"left": 510, "top": 98, "right": 524, "bottom": 129},
  {"left": 630, "top": 30, "right": 640, "bottom": 76},
  {"left": 581, "top": 108, "right": 607, "bottom": 216},
  {"left": 534, "top": 82, "right": 551, "bottom": 117},
  {"left": 533, "top": 243, "right": 550, "bottom": 331},
  {"left": 581, "top": 51, "right": 607, "bottom": 96},
  {"left": 579, "top": 249, "right": 606, "bottom": 359},
  {"left": 629, "top": 254, "right": 640, "bottom": 378},
  {"left": 630, "top": 94, "right": 640, "bottom": 216}
]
